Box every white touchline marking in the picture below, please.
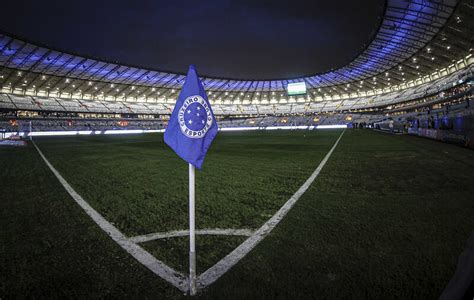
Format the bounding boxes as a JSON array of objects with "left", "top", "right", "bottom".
[
  {"left": 129, "top": 228, "right": 254, "bottom": 244},
  {"left": 31, "top": 140, "right": 189, "bottom": 292},
  {"left": 197, "top": 129, "right": 346, "bottom": 288}
]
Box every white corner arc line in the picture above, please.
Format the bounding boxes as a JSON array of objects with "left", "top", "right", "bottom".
[
  {"left": 197, "top": 129, "right": 346, "bottom": 288},
  {"left": 31, "top": 140, "right": 189, "bottom": 292},
  {"left": 129, "top": 228, "right": 254, "bottom": 244}
]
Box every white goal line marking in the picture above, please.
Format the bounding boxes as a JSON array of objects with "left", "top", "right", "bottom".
[
  {"left": 129, "top": 228, "right": 254, "bottom": 244},
  {"left": 197, "top": 129, "right": 346, "bottom": 288},
  {"left": 32, "top": 140, "right": 189, "bottom": 292}
]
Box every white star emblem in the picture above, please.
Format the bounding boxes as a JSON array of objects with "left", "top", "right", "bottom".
[
  {"left": 196, "top": 113, "right": 200, "bottom": 116},
  {"left": 197, "top": 106, "right": 201, "bottom": 111},
  {"left": 188, "top": 120, "right": 193, "bottom": 124},
  {"left": 187, "top": 110, "right": 191, "bottom": 114},
  {"left": 201, "top": 120, "right": 205, "bottom": 124}
]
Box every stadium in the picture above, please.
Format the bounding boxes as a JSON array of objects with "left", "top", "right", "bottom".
[{"left": 1, "top": 0, "right": 473, "bottom": 298}]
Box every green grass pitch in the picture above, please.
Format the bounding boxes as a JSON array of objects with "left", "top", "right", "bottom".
[{"left": 1, "top": 129, "right": 473, "bottom": 298}]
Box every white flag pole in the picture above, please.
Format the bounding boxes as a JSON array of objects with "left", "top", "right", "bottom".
[{"left": 189, "top": 163, "right": 197, "bottom": 295}]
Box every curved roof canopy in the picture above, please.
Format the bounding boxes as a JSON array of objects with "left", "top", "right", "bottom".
[
  {"left": 0, "top": 0, "right": 472, "bottom": 103},
  {"left": 0, "top": 0, "right": 386, "bottom": 80}
]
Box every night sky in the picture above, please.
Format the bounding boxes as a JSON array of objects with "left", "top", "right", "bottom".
[{"left": 0, "top": 0, "right": 384, "bottom": 80}]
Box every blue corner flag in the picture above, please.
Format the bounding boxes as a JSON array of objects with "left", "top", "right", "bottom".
[{"left": 164, "top": 65, "right": 218, "bottom": 169}]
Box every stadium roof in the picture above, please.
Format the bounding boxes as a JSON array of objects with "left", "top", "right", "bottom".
[
  {"left": 0, "top": 0, "right": 385, "bottom": 80},
  {"left": 0, "top": 0, "right": 472, "bottom": 103}
]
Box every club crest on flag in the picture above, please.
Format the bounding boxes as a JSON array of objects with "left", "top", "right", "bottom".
[
  {"left": 178, "top": 95, "right": 213, "bottom": 139},
  {"left": 164, "top": 64, "right": 218, "bottom": 170}
]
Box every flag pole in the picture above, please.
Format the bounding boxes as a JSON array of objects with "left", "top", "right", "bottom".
[{"left": 189, "top": 163, "right": 197, "bottom": 295}]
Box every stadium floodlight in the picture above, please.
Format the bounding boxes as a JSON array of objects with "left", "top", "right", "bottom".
[{"left": 287, "top": 82, "right": 306, "bottom": 96}]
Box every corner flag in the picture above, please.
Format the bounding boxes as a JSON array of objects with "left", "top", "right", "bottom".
[
  {"left": 164, "top": 64, "right": 218, "bottom": 169},
  {"left": 164, "top": 64, "right": 217, "bottom": 295}
]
